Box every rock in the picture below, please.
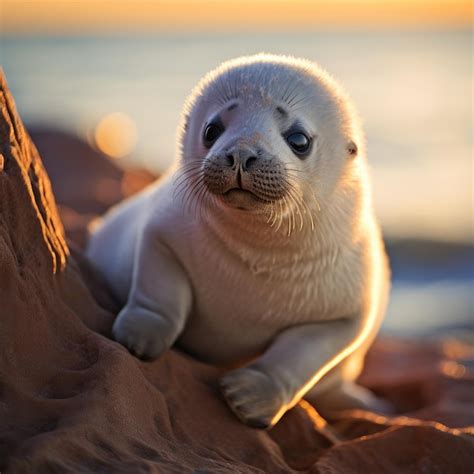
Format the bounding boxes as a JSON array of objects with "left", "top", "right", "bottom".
[
  {"left": 28, "top": 128, "right": 156, "bottom": 248},
  {"left": 0, "top": 71, "right": 473, "bottom": 473}
]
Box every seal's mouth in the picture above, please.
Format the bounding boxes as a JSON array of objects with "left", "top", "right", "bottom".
[
  {"left": 224, "top": 188, "right": 262, "bottom": 200},
  {"left": 222, "top": 188, "right": 267, "bottom": 210}
]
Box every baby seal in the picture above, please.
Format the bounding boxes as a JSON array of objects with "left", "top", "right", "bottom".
[{"left": 87, "top": 54, "right": 390, "bottom": 428}]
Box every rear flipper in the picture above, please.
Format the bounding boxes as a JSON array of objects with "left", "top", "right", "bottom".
[
  {"left": 306, "top": 380, "right": 394, "bottom": 417},
  {"left": 305, "top": 353, "right": 394, "bottom": 417}
]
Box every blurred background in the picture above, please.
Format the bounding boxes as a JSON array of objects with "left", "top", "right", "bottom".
[{"left": 1, "top": 0, "right": 472, "bottom": 336}]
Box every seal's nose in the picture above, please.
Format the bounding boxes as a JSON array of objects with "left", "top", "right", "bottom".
[{"left": 225, "top": 147, "right": 258, "bottom": 171}]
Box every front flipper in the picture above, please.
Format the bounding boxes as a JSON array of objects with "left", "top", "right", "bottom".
[
  {"left": 220, "top": 367, "right": 287, "bottom": 429},
  {"left": 113, "top": 306, "right": 177, "bottom": 359},
  {"left": 113, "top": 226, "right": 192, "bottom": 360},
  {"left": 220, "top": 318, "right": 366, "bottom": 428}
]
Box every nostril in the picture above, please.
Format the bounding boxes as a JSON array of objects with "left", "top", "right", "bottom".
[
  {"left": 243, "top": 155, "right": 257, "bottom": 170},
  {"left": 224, "top": 152, "right": 235, "bottom": 168}
]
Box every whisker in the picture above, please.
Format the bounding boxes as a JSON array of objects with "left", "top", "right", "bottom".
[
  {"left": 266, "top": 200, "right": 274, "bottom": 225},
  {"left": 190, "top": 178, "right": 204, "bottom": 217},
  {"left": 281, "top": 175, "right": 317, "bottom": 232},
  {"left": 196, "top": 177, "right": 210, "bottom": 218},
  {"left": 194, "top": 178, "right": 209, "bottom": 221},
  {"left": 204, "top": 189, "right": 215, "bottom": 222},
  {"left": 174, "top": 171, "right": 205, "bottom": 197},
  {"left": 275, "top": 198, "right": 285, "bottom": 233},
  {"left": 182, "top": 176, "right": 204, "bottom": 215},
  {"left": 179, "top": 161, "right": 204, "bottom": 172},
  {"left": 280, "top": 195, "right": 291, "bottom": 236},
  {"left": 284, "top": 169, "right": 322, "bottom": 214},
  {"left": 174, "top": 162, "right": 204, "bottom": 182},
  {"left": 269, "top": 201, "right": 279, "bottom": 228},
  {"left": 282, "top": 187, "right": 296, "bottom": 234},
  {"left": 287, "top": 187, "right": 304, "bottom": 232},
  {"left": 282, "top": 81, "right": 301, "bottom": 107}
]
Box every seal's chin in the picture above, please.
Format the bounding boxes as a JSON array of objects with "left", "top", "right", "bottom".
[{"left": 221, "top": 189, "right": 265, "bottom": 211}]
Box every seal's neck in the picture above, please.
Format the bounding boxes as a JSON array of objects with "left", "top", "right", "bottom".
[{"left": 200, "top": 184, "right": 365, "bottom": 272}]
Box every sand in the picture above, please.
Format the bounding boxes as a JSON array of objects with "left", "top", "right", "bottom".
[{"left": 1, "top": 71, "right": 473, "bottom": 473}]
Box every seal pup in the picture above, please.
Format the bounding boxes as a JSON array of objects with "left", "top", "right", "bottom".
[{"left": 87, "top": 54, "right": 390, "bottom": 428}]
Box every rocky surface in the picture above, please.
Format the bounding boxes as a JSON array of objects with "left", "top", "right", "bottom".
[{"left": 1, "top": 72, "right": 473, "bottom": 473}]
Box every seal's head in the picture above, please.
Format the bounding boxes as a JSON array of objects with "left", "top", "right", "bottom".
[{"left": 177, "top": 54, "right": 363, "bottom": 232}]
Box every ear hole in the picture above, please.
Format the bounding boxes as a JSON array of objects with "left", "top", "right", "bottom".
[{"left": 347, "top": 140, "right": 358, "bottom": 157}]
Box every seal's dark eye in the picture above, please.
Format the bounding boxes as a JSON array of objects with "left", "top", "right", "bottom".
[
  {"left": 286, "top": 132, "right": 310, "bottom": 156},
  {"left": 203, "top": 124, "right": 223, "bottom": 148}
]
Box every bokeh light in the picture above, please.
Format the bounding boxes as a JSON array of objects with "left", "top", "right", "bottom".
[{"left": 94, "top": 112, "right": 137, "bottom": 159}]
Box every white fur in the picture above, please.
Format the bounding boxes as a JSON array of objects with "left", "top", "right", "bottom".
[{"left": 87, "top": 54, "right": 390, "bottom": 428}]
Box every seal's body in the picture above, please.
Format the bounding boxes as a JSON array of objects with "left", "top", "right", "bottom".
[{"left": 87, "top": 55, "right": 390, "bottom": 428}]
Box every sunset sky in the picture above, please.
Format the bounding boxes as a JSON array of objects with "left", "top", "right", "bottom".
[{"left": 2, "top": 0, "right": 472, "bottom": 34}]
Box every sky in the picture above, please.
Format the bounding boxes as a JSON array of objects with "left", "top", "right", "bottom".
[{"left": 2, "top": 0, "right": 472, "bottom": 34}]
